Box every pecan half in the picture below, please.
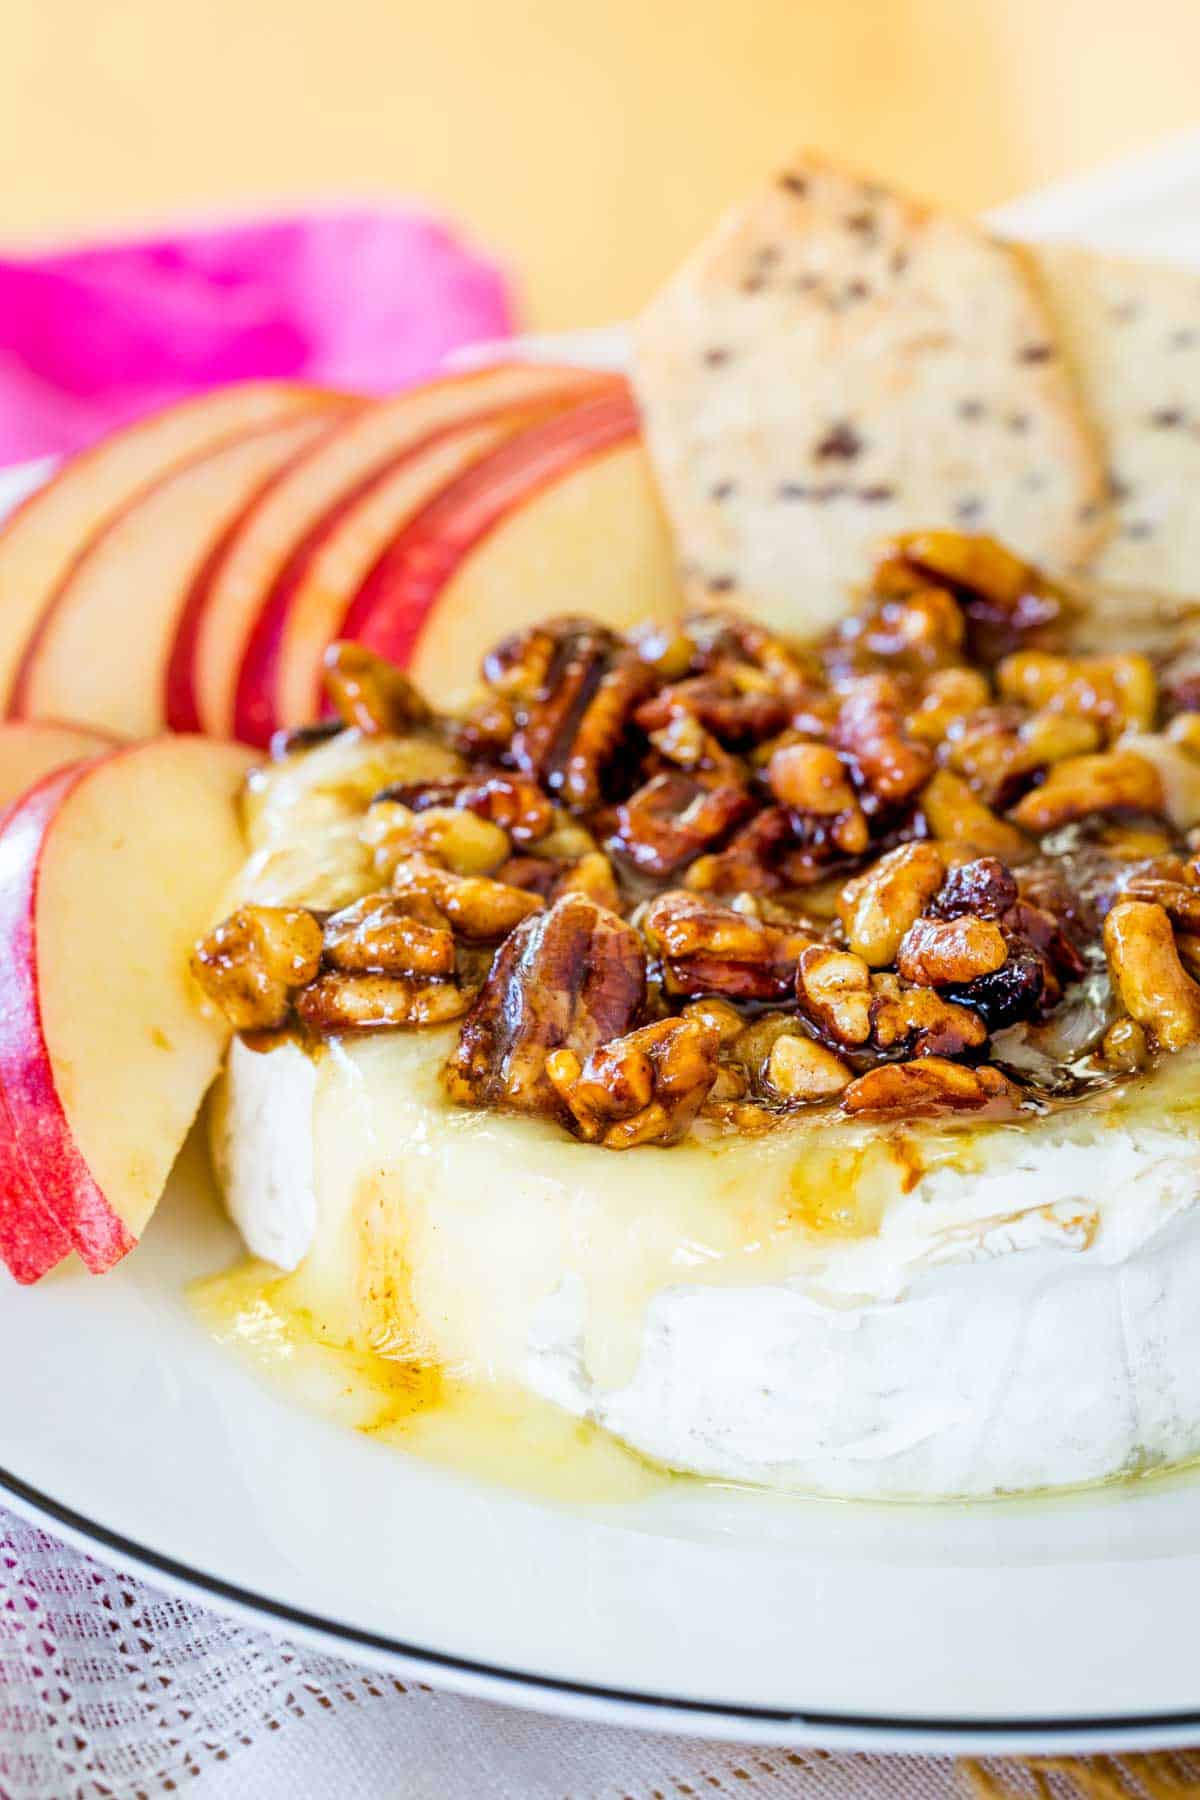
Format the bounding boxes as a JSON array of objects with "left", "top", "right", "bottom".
[
  {"left": 841, "top": 1056, "right": 1013, "bottom": 1118},
  {"left": 545, "top": 1015, "right": 720, "bottom": 1147},
  {"left": 192, "top": 906, "right": 323, "bottom": 1031},
  {"left": 497, "top": 619, "right": 652, "bottom": 810},
  {"left": 643, "top": 890, "right": 811, "bottom": 1000},
  {"left": 443, "top": 894, "right": 646, "bottom": 1112}
]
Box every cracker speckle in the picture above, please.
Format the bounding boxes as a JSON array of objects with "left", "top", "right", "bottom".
[
  {"left": 710, "top": 480, "right": 737, "bottom": 502},
  {"left": 860, "top": 484, "right": 895, "bottom": 504},
  {"left": 958, "top": 398, "right": 985, "bottom": 423},
  {"left": 1150, "top": 407, "right": 1184, "bottom": 429},
  {"left": 1171, "top": 327, "right": 1198, "bottom": 350},
  {"left": 779, "top": 173, "right": 808, "bottom": 196},
  {"left": 954, "top": 495, "right": 984, "bottom": 522},
  {"left": 1017, "top": 343, "right": 1054, "bottom": 364},
  {"left": 702, "top": 347, "right": 732, "bottom": 368},
  {"left": 814, "top": 421, "right": 863, "bottom": 462}
]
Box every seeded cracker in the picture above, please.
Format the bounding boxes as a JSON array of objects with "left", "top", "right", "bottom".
[
  {"left": 1033, "top": 242, "right": 1200, "bottom": 599},
  {"left": 632, "top": 151, "right": 1109, "bottom": 638}
]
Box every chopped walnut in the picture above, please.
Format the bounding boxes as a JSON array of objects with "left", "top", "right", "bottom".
[
  {"left": 1101, "top": 1016, "right": 1149, "bottom": 1072},
  {"left": 996, "top": 651, "right": 1157, "bottom": 736},
  {"left": 767, "top": 743, "right": 869, "bottom": 854},
  {"left": 837, "top": 841, "right": 946, "bottom": 967},
  {"left": 921, "top": 769, "right": 1031, "bottom": 860},
  {"left": 612, "top": 770, "right": 753, "bottom": 877},
  {"left": 323, "top": 641, "right": 432, "bottom": 736},
  {"left": 764, "top": 1033, "right": 852, "bottom": 1102},
  {"left": 191, "top": 906, "right": 323, "bottom": 1031},
  {"left": 296, "top": 971, "right": 469, "bottom": 1031},
  {"left": 834, "top": 674, "right": 934, "bottom": 808},
  {"left": 1008, "top": 751, "right": 1165, "bottom": 834},
  {"left": 391, "top": 854, "right": 544, "bottom": 942},
  {"left": 906, "top": 668, "right": 991, "bottom": 744},
  {"left": 881, "top": 531, "right": 1069, "bottom": 662},
  {"left": 1103, "top": 899, "right": 1200, "bottom": 1052},
  {"left": 443, "top": 894, "right": 646, "bottom": 1112},
  {"left": 1119, "top": 874, "right": 1200, "bottom": 933},
  {"left": 796, "top": 945, "right": 873, "bottom": 1045},
  {"left": 322, "top": 895, "right": 456, "bottom": 978},
  {"left": 378, "top": 773, "right": 555, "bottom": 846},
  {"left": 363, "top": 800, "right": 510, "bottom": 879},
  {"left": 551, "top": 850, "right": 623, "bottom": 911},
  {"left": 680, "top": 996, "right": 746, "bottom": 1045},
  {"left": 545, "top": 1015, "right": 719, "bottom": 1147},
  {"left": 644, "top": 889, "right": 811, "bottom": 1000},
  {"left": 896, "top": 915, "right": 1008, "bottom": 987},
  {"left": 868, "top": 972, "right": 988, "bottom": 1057},
  {"left": 842, "top": 1056, "right": 1013, "bottom": 1118}
]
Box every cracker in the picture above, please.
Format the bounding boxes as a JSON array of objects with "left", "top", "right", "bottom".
[
  {"left": 1032, "top": 243, "right": 1200, "bottom": 599},
  {"left": 632, "top": 152, "right": 1109, "bottom": 638}
]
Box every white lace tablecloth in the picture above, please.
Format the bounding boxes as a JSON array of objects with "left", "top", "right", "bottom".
[{"left": 4, "top": 1507, "right": 1198, "bottom": 1800}]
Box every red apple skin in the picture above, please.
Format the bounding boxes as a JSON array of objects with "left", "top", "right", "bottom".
[
  {"left": 337, "top": 392, "right": 640, "bottom": 689},
  {"left": 0, "top": 763, "right": 137, "bottom": 1280},
  {"left": 0, "top": 382, "right": 349, "bottom": 715},
  {"left": 231, "top": 400, "right": 582, "bottom": 747}
]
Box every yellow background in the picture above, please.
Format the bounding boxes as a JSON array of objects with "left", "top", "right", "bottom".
[{"left": 4, "top": 0, "right": 1199, "bottom": 327}]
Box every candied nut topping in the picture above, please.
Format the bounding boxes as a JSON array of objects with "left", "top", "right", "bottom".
[
  {"left": 838, "top": 841, "right": 945, "bottom": 966},
  {"left": 764, "top": 1032, "right": 852, "bottom": 1102},
  {"left": 1103, "top": 899, "right": 1200, "bottom": 1053},
  {"left": 896, "top": 915, "right": 1008, "bottom": 987},
  {"left": 1008, "top": 750, "right": 1165, "bottom": 833},
  {"left": 202, "top": 528, "right": 1200, "bottom": 1149},
  {"left": 192, "top": 906, "right": 323, "bottom": 1032},
  {"left": 546, "top": 1015, "right": 720, "bottom": 1147},
  {"left": 323, "top": 641, "right": 432, "bottom": 736},
  {"left": 644, "top": 889, "right": 812, "bottom": 1000},
  {"left": 443, "top": 894, "right": 646, "bottom": 1113},
  {"left": 842, "top": 1057, "right": 1013, "bottom": 1118}
]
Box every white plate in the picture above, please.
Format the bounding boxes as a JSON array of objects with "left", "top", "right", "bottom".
[{"left": 10, "top": 139, "right": 1200, "bottom": 1754}]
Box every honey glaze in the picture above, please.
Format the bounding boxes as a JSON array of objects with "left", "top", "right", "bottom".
[{"left": 189, "top": 1258, "right": 673, "bottom": 1505}]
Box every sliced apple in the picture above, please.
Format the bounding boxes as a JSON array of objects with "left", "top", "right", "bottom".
[
  {"left": 0, "top": 735, "right": 253, "bottom": 1284},
  {"left": 10, "top": 412, "right": 345, "bottom": 737},
  {"left": 170, "top": 364, "right": 617, "bottom": 739},
  {"left": 239, "top": 410, "right": 568, "bottom": 745},
  {"left": 0, "top": 383, "right": 349, "bottom": 713},
  {"left": 337, "top": 394, "right": 682, "bottom": 704},
  {"left": 0, "top": 720, "right": 118, "bottom": 811}
]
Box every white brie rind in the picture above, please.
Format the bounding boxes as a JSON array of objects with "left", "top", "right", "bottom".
[
  {"left": 210, "top": 724, "right": 1200, "bottom": 1500},
  {"left": 213, "top": 1026, "right": 1200, "bottom": 1501}
]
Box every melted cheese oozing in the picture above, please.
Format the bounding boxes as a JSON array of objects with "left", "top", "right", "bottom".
[
  {"left": 211, "top": 1029, "right": 1200, "bottom": 1499},
  {"left": 203, "top": 727, "right": 1200, "bottom": 1499}
]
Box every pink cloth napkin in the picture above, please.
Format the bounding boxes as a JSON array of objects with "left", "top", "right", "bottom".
[{"left": 0, "top": 210, "right": 516, "bottom": 462}]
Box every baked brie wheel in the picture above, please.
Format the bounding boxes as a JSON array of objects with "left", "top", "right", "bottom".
[{"left": 197, "top": 534, "right": 1200, "bottom": 1500}]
